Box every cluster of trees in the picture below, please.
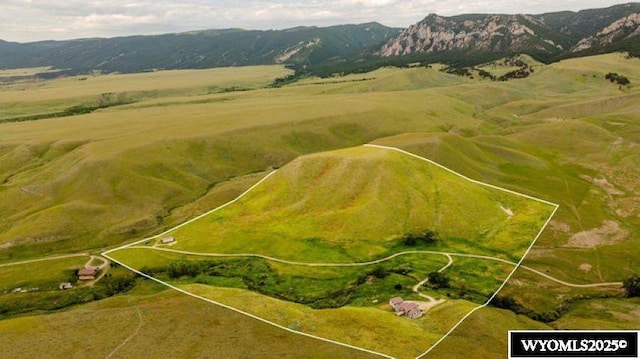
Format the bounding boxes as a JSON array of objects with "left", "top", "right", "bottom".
[
  {"left": 1, "top": 92, "right": 135, "bottom": 124},
  {"left": 497, "top": 67, "right": 533, "bottom": 81},
  {"left": 401, "top": 229, "right": 439, "bottom": 246},
  {"left": 605, "top": 72, "right": 630, "bottom": 85},
  {"left": 440, "top": 60, "right": 534, "bottom": 82},
  {"left": 441, "top": 66, "right": 473, "bottom": 77},
  {"left": 489, "top": 295, "right": 564, "bottom": 322},
  {"left": 489, "top": 275, "right": 640, "bottom": 323},
  {"left": 477, "top": 69, "right": 496, "bottom": 80},
  {"left": 166, "top": 261, "right": 207, "bottom": 279}
]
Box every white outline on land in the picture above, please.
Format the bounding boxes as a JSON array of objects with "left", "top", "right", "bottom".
[
  {"left": 114, "top": 245, "right": 621, "bottom": 288},
  {"left": 0, "top": 253, "right": 89, "bottom": 267},
  {"left": 104, "top": 144, "right": 563, "bottom": 359}
]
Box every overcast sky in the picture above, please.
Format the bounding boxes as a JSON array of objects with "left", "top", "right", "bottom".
[{"left": 0, "top": 0, "right": 635, "bottom": 43}]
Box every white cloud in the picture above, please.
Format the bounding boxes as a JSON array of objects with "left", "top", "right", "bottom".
[{"left": 0, "top": 0, "right": 634, "bottom": 42}]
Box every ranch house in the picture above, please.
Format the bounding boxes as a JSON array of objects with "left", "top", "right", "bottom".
[
  {"left": 78, "top": 267, "right": 98, "bottom": 280},
  {"left": 389, "top": 297, "right": 423, "bottom": 319}
]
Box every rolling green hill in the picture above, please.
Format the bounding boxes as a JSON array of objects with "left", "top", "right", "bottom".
[
  {"left": 158, "top": 145, "right": 552, "bottom": 262},
  {"left": 102, "top": 144, "right": 553, "bottom": 359}
]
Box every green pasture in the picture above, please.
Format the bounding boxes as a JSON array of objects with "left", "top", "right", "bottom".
[
  {"left": 0, "top": 255, "right": 89, "bottom": 292},
  {"left": 0, "top": 65, "right": 291, "bottom": 120},
  {"left": 157, "top": 145, "right": 552, "bottom": 263},
  {"left": 428, "top": 306, "right": 551, "bottom": 358},
  {"left": 0, "top": 289, "right": 374, "bottom": 359},
  {"left": 183, "top": 283, "right": 479, "bottom": 359},
  {"left": 552, "top": 297, "right": 640, "bottom": 330},
  {"left": 112, "top": 247, "right": 456, "bottom": 308}
]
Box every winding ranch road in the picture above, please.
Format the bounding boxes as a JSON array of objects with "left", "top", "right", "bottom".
[
  {"left": 125, "top": 246, "right": 623, "bottom": 289},
  {"left": 412, "top": 253, "right": 453, "bottom": 303},
  {"left": 86, "top": 255, "right": 111, "bottom": 286}
]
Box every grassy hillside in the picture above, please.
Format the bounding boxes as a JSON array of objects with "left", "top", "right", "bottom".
[
  {"left": 0, "top": 255, "right": 88, "bottom": 293},
  {"left": 181, "top": 283, "right": 479, "bottom": 359},
  {"left": 156, "top": 145, "right": 552, "bottom": 262},
  {"left": 0, "top": 287, "right": 377, "bottom": 359},
  {"left": 0, "top": 67, "right": 483, "bottom": 261},
  {"left": 104, "top": 144, "right": 552, "bottom": 358}
]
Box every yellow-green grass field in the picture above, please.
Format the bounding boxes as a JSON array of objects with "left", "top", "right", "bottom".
[
  {"left": 105, "top": 143, "right": 553, "bottom": 358},
  {"left": 1, "top": 53, "right": 639, "bottom": 357},
  {"left": 427, "top": 306, "right": 551, "bottom": 358},
  {"left": 0, "top": 66, "right": 59, "bottom": 78},
  {"left": 182, "top": 283, "right": 479, "bottom": 359},
  {"left": 0, "top": 286, "right": 377, "bottom": 359},
  {"left": 552, "top": 297, "right": 640, "bottom": 330},
  {"left": 0, "top": 65, "right": 291, "bottom": 120}
]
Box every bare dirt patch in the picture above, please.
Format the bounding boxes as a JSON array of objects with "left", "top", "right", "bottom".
[
  {"left": 566, "top": 220, "right": 628, "bottom": 248},
  {"left": 579, "top": 263, "right": 592, "bottom": 273},
  {"left": 549, "top": 220, "right": 571, "bottom": 233},
  {"left": 615, "top": 197, "right": 640, "bottom": 218},
  {"left": 405, "top": 300, "right": 445, "bottom": 313},
  {"left": 579, "top": 174, "right": 625, "bottom": 196}
]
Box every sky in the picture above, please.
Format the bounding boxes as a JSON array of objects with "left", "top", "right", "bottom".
[{"left": 0, "top": 0, "right": 635, "bottom": 43}]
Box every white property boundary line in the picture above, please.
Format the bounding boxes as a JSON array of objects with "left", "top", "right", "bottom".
[
  {"left": 366, "top": 144, "right": 561, "bottom": 359},
  {"left": 103, "top": 144, "right": 561, "bottom": 359},
  {"left": 102, "top": 253, "right": 394, "bottom": 359},
  {"left": 104, "top": 169, "right": 279, "bottom": 253},
  {"left": 415, "top": 204, "right": 559, "bottom": 359},
  {"left": 103, "top": 168, "right": 394, "bottom": 359},
  {"left": 121, "top": 246, "right": 621, "bottom": 288},
  {"left": 364, "top": 144, "right": 558, "bottom": 206}
]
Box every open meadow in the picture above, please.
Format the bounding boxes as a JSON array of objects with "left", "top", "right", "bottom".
[{"left": 0, "top": 53, "right": 638, "bottom": 357}]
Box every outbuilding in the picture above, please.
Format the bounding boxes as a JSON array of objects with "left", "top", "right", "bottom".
[{"left": 161, "top": 236, "right": 175, "bottom": 244}]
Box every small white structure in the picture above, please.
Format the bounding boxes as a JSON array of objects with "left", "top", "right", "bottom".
[
  {"left": 161, "top": 236, "right": 175, "bottom": 244},
  {"left": 59, "top": 282, "right": 73, "bottom": 290}
]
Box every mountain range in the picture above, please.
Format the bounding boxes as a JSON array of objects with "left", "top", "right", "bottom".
[
  {"left": 378, "top": 3, "right": 640, "bottom": 61},
  {"left": 0, "top": 3, "right": 638, "bottom": 76}
]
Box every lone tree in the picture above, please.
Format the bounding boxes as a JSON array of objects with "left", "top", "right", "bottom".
[{"left": 623, "top": 275, "right": 640, "bottom": 297}]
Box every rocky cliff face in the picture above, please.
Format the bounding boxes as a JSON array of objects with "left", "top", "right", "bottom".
[
  {"left": 572, "top": 12, "right": 640, "bottom": 52},
  {"left": 378, "top": 14, "right": 561, "bottom": 57},
  {"left": 378, "top": 7, "right": 640, "bottom": 59}
]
